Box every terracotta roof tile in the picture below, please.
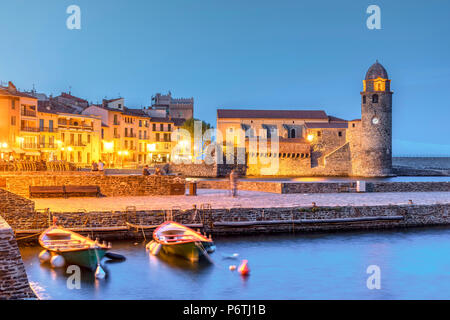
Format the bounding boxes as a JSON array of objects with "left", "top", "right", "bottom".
[{"left": 217, "top": 109, "right": 328, "bottom": 120}]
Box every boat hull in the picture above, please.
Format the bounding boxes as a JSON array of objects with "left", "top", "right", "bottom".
[
  {"left": 160, "top": 241, "right": 212, "bottom": 262},
  {"left": 51, "top": 248, "right": 107, "bottom": 271}
]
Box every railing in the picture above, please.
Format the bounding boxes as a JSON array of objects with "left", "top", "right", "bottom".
[
  {"left": 124, "top": 133, "right": 137, "bottom": 138},
  {"left": 113, "top": 134, "right": 121, "bottom": 139},
  {"left": 21, "top": 143, "right": 39, "bottom": 149},
  {"left": 39, "top": 143, "right": 57, "bottom": 149},
  {"left": 21, "top": 126, "right": 40, "bottom": 132},
  {"left": 39, "top": 127, "right": 57, "bottom": 133},
  {"left": 113, "top": 121, "right": 121, "bottom": 125},
  {"left": 58, "top": 122, "right": 93, "bottom": 131},
  {"left": 21, "top": 110, "right": 37, "bottom": 117},
  {"left": 68, "top": 142, "right": 87, "bottom": 147}
]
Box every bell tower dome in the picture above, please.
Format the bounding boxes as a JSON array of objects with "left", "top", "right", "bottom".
[{"left": 357, "top": 61, "right": 393, "bottom": 177}]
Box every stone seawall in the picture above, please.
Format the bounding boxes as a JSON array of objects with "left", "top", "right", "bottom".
[
  {"left": 0, "top": 173, "right": 185, "bottom": 198},
  {"left": 8, "top": 203, "right": 450, "bottom": 239},
  {"left": 0, "top": 216, "right": 35, "bottom": 299},
  {"left": 196, "top": 180, "right": 450, "bottom": 194},
  {"left": 197, "top": 180, "right": 282, "bottom": 193},
  {"left": 368, "top": 182, "right": 450, "bottom": 192}
]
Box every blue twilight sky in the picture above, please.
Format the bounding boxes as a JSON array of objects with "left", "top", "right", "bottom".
[{"left": 0, "top": 0, "right": 449, "bottom": 156}]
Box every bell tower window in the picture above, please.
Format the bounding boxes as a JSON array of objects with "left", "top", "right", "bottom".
[
  {"left": 372, "top": 94, "right": 378, "bottom": 103},
  {"left": 362, "top": 95, "right": 366, "bottom": 104}
]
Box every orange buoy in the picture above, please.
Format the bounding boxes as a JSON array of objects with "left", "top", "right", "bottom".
[
  {"left": 238, "top": 260, "right": 250, "bottom": 276},
  {"left": 229, "top": 265, "right": 237, "bottom": 271}
]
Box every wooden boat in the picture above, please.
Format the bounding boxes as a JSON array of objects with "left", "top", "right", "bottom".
[
  {"left": 148, "top": 221, "right": 216, "bottom": 262},
  {"left": 39, "top": 225, "right": 110, "bottom": 271}
]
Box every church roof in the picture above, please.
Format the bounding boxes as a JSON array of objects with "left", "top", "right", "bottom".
[
  {"left": 217, "top": 109, "right": 328, "bottom": 120},
  {"left": 365, "top": 61, "right": 388, "bottom": 80}
]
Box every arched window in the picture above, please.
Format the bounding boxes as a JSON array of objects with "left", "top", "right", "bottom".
[
  {"left": 362, "top": 95, "right": 366, "bottom": 104},
  {"left": 372, "top": 94, "right": 378, "bottom": 103},
  {"left": 290, "top": 129, "right": 296, "bottom": 138}
]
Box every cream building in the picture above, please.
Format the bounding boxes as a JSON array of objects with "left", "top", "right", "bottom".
[{"left": 83, "top": 98, "right": 183, "bottom": 166}]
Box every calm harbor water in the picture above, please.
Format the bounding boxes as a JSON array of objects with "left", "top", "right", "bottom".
[{"left": 19, "top": 226, "right": 450, "bottom": 300}]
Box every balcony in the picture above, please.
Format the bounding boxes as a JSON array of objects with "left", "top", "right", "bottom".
[
  {"left": 21, "top": 110, "right": 37, "bottom": 117},
  {"left": 113, "top": 121, "right": 121, "bottom": 126},
  {"left": 68, "top": 142, "right": 87, "bottom": 147},
  {"left": 58, "top": 121, "right": 94, "bottom": 131},
  {"left": 21, "top": 143, "right": 39, "bottom": 149},
  {"left": 39, "top": 143, "right": 57, "bottom": 149},
  {"left": 21, "top": 126, "right": 40, "bottom": 133},
  {"left": 39, "top": 127, "right": 58, "bottom": 133},
  {"left": 124, "top": 133, "right": 137, "bottom": 138},
  {"left": 113, "top": 134, "right": 121, "bottom": 139}
]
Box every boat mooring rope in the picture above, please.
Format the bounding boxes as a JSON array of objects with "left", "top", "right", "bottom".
[
  {"left": 15, "top": 232, "right": 42, "bottom": 241},
  {"left": 194, "top": 241, "right": 215, "bottom": 265}
]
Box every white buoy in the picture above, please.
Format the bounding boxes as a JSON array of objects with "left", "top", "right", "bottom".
[
  {"left": 39, "top": 250, "right": 51, "bottom": 263},
  {"left": 151, "top": 243, "right": 162, "bottom": 256},
  {"left": 95, "top": 264, "right": 106, "bottom": 279},
  {"left": 50, "top": 255, "right": 65, "bottom": 268}
]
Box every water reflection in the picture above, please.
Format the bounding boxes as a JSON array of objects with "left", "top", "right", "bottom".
[
  {"left": 20, "top": 227, "right": 450, "bottom": 299},
  {"left": 149, "top": 250, "right": 213, "bottom": 273}
]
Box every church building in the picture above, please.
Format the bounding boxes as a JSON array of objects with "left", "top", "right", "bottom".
[{"left": 216, "top": 61, "right": 393, "bottom": 177}]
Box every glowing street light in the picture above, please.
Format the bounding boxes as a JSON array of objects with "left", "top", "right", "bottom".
[
  {"left": 147, "top": 144, "right": 156, "bottom": 152},
  {"left": 307, "top": 134, "right": 314, "bottom": 142},
  {"left": 103, "top": 141, "right": 114, "bottom": 152}
]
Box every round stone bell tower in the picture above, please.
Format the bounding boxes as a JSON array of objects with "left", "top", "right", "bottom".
[{"left": 358, "top": 61, "right": 393, "bottom": 177}]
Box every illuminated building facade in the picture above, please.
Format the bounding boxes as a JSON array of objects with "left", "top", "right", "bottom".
[
  {"left": 217, "top": 62, "right": 393, "bottom": 177},
  {"left": 0, "top": 83, "right": 102, "bottom": 164},
  {"left": 0, "top": 83, "right": 185, "bottom": 167},
  {"left": 83, "top": 99, "right": 183, "bottom": 166}
]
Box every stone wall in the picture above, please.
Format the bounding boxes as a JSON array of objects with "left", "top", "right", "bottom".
[
  {"left": 0, "top": 173, "right": 186, "bottom": 198},
  {"left": 368, "top": 182, "right": 450, "bottom": 193},
  {"left": 169, "top": 163, "right": 246, "bottom": 178},
  {"left": 8, "top": 203, "right": 450, "bottom": 238},
  {"left": 0, "top": 216, "right": 36, "bottom": 299},
  {"left": 0, "top": 188, "right": 35, "bottom": 217},
  {"left": 197, "top": 180, "right": 450, "bottom": 194}
]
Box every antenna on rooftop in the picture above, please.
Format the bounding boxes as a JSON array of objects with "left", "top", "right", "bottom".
[{"left": 69, "top": 86, "right": 72, "bottom": 95}]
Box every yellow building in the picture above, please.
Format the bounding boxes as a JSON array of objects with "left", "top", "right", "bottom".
[
  {"left": 0, "top": 82, "right": 102, "bottom": 165},
  {"left": 1, "top": 83, "right": 185, "bottom": 168},
  {"left": 37, "top": 101, "right": 102, "bottom": 164},
  {"left": 0, "top": 82, "right": 40, "bottom": 160},
  {"left": 83, "top": 98, "right": 183, "bottom": 166}
]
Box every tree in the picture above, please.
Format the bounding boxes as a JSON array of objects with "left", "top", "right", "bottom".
[
  {"left": 180, "top": 118, "right": 213, "bottom": 136},
  {"left": 178, "top": 118, "right": 214, "bottom": 162}
]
